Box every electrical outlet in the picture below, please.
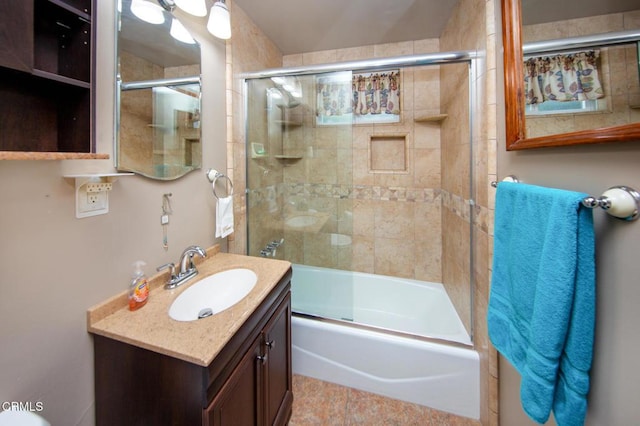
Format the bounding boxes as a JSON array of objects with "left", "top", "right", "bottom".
[
  {"left": 76, "top": 180, "right": 110, "bottom": 218},
  {"left": 85, "top": 191, "right": 107, "bottom": 211},
  {"left": 88, "top": 193, "right": 100, "bottom": 206}
]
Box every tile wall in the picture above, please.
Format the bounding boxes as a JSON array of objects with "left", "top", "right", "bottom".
[
  {"left": 440, "top": 0, "right": 496, "bottom": 424},
  {"left": 278, "top": 40, "right": 447, "bottom": 284},
  {"left": 118, "top": 52, "right": 201, "bottom": 176},
  {"left": 226, "top": 1, "right": 284, "bottom": 255}
]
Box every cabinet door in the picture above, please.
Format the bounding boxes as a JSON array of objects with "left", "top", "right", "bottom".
[
  {"left": 263, "top": 294, "right": 293, "bottom": 426},
  {"left": 0, "top": 1, "right": 33, "bottom": 72},
  {"left": 204, "top": 335, "right": 263, "bottom": 426}
]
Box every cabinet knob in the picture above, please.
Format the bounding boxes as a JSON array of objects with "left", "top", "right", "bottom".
[
  {"left": 266, "top": 340, "right": 275, "bottom": 350},
  {"left": 257, "top": 354, "right": 268, "bottom": 364}
]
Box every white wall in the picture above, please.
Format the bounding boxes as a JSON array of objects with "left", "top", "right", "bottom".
[{"left": 0, "top": 1, "right": 227, "bottom": 424}]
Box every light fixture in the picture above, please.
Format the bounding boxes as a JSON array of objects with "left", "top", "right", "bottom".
[
  {"left": 207, "top": 0, "right": 231, "bottom": 40},
  {"left": 130, "top": 0, "right": 165, "bottom": 24},
  {"left": 170, "top": 18, "right": 196, "bottom": 44},
  {"left": 174, "top": 0, "right": 207, "bottom": 17}
]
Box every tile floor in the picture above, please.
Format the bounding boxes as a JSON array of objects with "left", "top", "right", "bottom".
[{"left": 289, "top": 375, "right": 481, "bottom": 425}]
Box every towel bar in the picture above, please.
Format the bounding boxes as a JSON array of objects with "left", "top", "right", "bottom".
[
  {"left": 206, "top": 169, "right": 234, "bottom": 199},
  {"left": 491, "top": 176, "right": 640, "bottom": 221}
]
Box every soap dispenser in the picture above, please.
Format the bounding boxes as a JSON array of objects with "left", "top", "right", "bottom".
[{"left": 129, "top": 261, "right": 149, "bottom": 311}]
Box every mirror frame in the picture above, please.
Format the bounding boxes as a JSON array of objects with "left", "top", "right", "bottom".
[{"left": 502, "top": 0, "right": 640, "bottom": 150}]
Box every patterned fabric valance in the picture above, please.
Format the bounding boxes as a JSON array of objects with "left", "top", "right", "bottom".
[
  {"left": 317, "top": 71, "right": 401, "bottom": 120},
  {"left": 353, "top": 71, "right": 400, "bottom": 116},
  {"left": 524, "top": 51, "right": 604, "bottom": 105}
]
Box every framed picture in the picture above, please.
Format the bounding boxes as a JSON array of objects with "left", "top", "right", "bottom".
[{"left": 316, "top": 69, "right": 401, "bottom": 125}]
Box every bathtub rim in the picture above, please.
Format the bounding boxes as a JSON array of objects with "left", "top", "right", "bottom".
[
  {"left": 292, "top": 311, "right": 474, "bottom": 349},
  {"left": 291, "top": 263, "right": 473, "bottom": 346}
]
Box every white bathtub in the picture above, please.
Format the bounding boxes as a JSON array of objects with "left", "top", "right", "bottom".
[
  {"left": 291, "top": 264, "right": 472, "bottom": 345},
  {"left": 291, "top": 265, "right": 480, "bottom": 419}
]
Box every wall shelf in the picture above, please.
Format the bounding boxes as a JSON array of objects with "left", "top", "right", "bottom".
[
  {"left": 63, "top": 172, "right": 134, "bottom": 185},
  {"left": 32, "top": 69, "right": 91, "bottom": 88},
  {"left": 0, "top": 151, "right": 109, "bottom": 160},
  {"left": 274, "top": 155, "right": 303, "bottom": 160},
  {"left": 414, "top": 113, "right": 448, "bottom": 123},
  {"left": 47, "top": 0, "right": 92, "bottom": 20},
  {"left": 273, "top": 120, "right": 303, "bottom": 127}
]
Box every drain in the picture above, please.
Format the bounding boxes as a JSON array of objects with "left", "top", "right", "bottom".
[{"left": 198, "top": 308, "right": 213, "bottom": 319}]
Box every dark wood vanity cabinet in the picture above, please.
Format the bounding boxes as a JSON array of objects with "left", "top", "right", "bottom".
[
  {"left": 205, "top": 296, "right": 292, "bottom": 426},
  {"left": 93, "top": 272, "right": 293, "bottom": 426},
  {"left": 0, "top": 0, "right": 94, "bottom": 153}
]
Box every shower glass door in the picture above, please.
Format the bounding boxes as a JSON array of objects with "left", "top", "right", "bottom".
[
  {"left": 246, "top": 73, "right": 355, "bottom": 270},
  {"left": 245, "top": 61, "right": 473, "bottom": 343},
  {"left": 246, "top": 72, "right": 356, "bottom": 321}
]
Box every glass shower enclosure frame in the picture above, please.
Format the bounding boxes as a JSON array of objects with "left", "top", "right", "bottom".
[{"left": 243, "top": 50, "right": 478, "bottom": 345}]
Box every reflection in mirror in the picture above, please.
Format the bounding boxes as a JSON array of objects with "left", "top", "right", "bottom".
[
  {"left": 502, "top": 0, "right": 640, "bottom": 149},
  {"left": 116, "top": 0, "right": 202, "bottom": 179}
]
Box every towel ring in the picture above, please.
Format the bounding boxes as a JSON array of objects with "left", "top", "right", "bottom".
[
  {"left": 492, "top": 175, "right": 640, "bottom": 221},
  {"left": 206, "top": 169, "right": 234, "bottom": 199}
]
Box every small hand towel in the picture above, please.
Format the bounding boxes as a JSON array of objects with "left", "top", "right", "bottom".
[
  {"left": 488, "top": 182, "right": 596, "bottom": 426},
  {"left": 215, "top": 195, "right": 234, "bottom": 238}
]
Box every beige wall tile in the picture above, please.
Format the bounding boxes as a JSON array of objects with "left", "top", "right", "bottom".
[{"left": 374, "top": 237, "right": 416, "bottom": 278}]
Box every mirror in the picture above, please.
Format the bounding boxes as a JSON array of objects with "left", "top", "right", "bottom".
[
  {"left": 115, "top": 0, "right": 202, "bottom": 180},
  {"left": 502, "top": 0, "right": 640, "bottom": 150}
]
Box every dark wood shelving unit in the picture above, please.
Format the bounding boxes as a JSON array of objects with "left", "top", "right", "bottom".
[{"left": 0, "top": 0, "right": 96, "bottom": 155}]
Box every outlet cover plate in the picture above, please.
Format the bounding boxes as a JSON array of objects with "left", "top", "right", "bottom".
[{"left": 76, "top": 179, "right": 109, "bottom": 218}]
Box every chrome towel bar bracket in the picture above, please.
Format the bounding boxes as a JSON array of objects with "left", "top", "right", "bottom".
[
  {"left": 491, "top": 176, "right": 640, "bottom": 221},
  {"left": 581, "top": 186, "right": 640, "bottom": 221}
]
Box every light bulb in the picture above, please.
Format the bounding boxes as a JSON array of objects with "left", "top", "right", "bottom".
[
  {"left": 207, "top": 1, "right": 231, "bottom": 40},
  {"left": 174, "top": 0, "right": 207, "bottom": 17},
  {"left": 170, "top": 18, "right": 196, "bottom": 44},
  {"left": 130, "top": 0, "right": 165, "bottom": 25}
]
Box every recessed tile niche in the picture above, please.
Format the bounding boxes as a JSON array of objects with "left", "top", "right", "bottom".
[{"left": 369, "top": 134, "right": 408, "bottom": 173}]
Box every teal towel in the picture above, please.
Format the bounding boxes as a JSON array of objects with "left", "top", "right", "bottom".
[{"left": 488, "top": 182, "right": 596, "bottom": 425}]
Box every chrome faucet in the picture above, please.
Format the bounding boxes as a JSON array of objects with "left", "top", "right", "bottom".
[{"left": 157, "top": 245, "right": 207, "bottom": 289}]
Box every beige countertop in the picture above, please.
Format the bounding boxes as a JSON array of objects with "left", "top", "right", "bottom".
[{"left": 87, "top": 246, "right": 292, "bottom": 367}]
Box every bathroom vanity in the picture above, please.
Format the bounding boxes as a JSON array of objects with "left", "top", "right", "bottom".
[{"left": 88, "top": 249, "right": 293, "bottom": 425}]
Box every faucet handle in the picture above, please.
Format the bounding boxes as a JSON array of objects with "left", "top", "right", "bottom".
[
  {"left": 267, "top": 239, "right": 284, "bottom": 249},
  {"left": 157, "top": 262, "right": 176, "bottom": 279}
]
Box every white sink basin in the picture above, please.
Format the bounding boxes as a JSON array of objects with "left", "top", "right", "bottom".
[
  {"left": 168, "top": 268, "right": 257, "bottom": 322},
  {"left": 285, "top": 215, "right": 317, "bottom": 228}
]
